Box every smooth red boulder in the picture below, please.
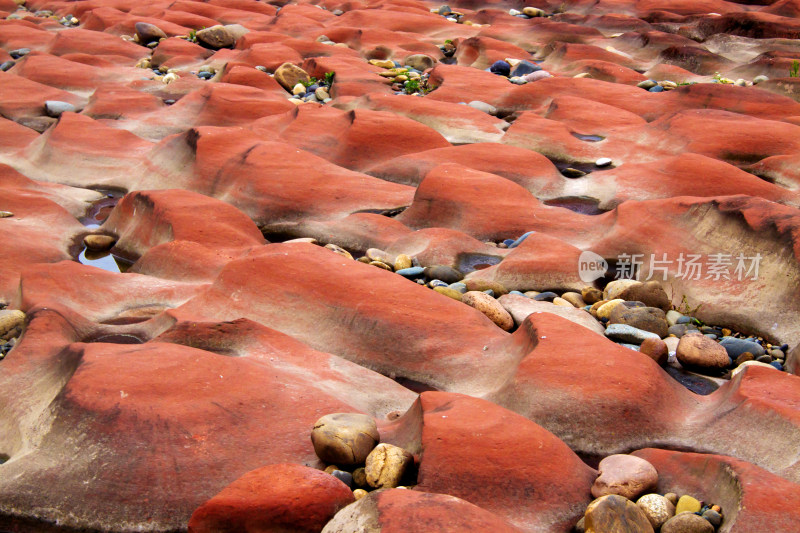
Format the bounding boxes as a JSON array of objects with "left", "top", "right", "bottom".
[
  {"left": 188, "top": 463, "right": 355, "bottom": 533},
  {"left": 103, "top": 189, "right": 265, "bottom": 260},
  {"left": 385, "top": 392, "right": 596, "bottom": 531}
]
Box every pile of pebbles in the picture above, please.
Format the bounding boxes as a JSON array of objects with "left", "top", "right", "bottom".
[
  {"left": 428, "top": 5, "right": 487, "bottom": 27},
  {"left": 369, "top": 59, "right": 431, "bottom": 96},
  {"left": 309, "top": 236, "right": 790, "bottom": 385},
  {"left": 577, "top": 453, "right": 722, "bottom": 532},
  {"left": 637, "top": 74, "right": 771, "bottom": 93},
  {"left": 581, "top": 279, "right": 789, "bottom": 379},
  {"left": 488, "top": 57, "right": 553, "bottom": 85},
  {"left": 7, "top": 5, "right": 79, "bottom": 26},
  {"left": 270, "top": 62, "right": 335, "bottom": 104},
  {"left": 287, "top": 72, "right": 334, "bottom": 104},
  {"left": 310, "top": 413, "right": 416, "bottom": 500},
  {"left": 0, "top": 307, "right": 25, "bottom": 360},
  {"left": 316, "top": 240, "right": 517, "bottom": 331}
]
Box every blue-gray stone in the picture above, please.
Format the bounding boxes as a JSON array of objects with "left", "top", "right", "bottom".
[
  {"left": 702, "top": 510, "right": 722, "bottom": 527},
  {"left": 771, "top": 361, "right": 783, "bottom": 370},
  {"left": 490, "top": 60, "right": 511, "bottom": 76},
  {"left": 618, "top": 343, "right": 641, "bottom": 351},
  {"left": 0, "top": 60, "right": 14, "bottom": 72},
  {"left": 509, "top": 290, "right": 526, "bottom": 297},
  {"left": 9, "top": 48, "right": 30, "bottom": 59},
  {"left": 511, "top": 60, "right": 540, "bottom": 77},
  {"left": 331, "top": 470, "right": 353, "bottom": 488},
  {"left": 449, "top": 282, "right": 467, "bottom": 293},
  {"left": 676, "top": 316, "right": 692, "bottom": 324},
  {"left": 781, "top": 343, "right": 789, "bottom": 352},
  {"left": 483, "top": 289, "right": 495, "bottom": 297},
  {"left": 44, "top": 100, "right": 76, "bottom": 117},
  {"left": 509, "top": 230, "right": 535, "bottom": 248},
  {"left": 704, "top": 334, "right": 718, "bottom": 340},
  {"left": 503, "top": 239, "right": 515, "bottom": 246},
  {"left": 605, "top": 324, "right": 660, "bottom": 345},
  {"left": 720, "top": 337, "right": 765, "bottom": 358},
  {"left": 437, "top": 5, "right": 451, "bottom": 15},
  {"left": 198, "top": 71, "right": 214, "bottom": 79},
  {"left": 533, "top": 291, "right": 558, "bottom": 302},
  {"left": 424, "top": 265, "right": 463, "bottom": 284},
  {"left": 396, "top": 266, "right": 424, "bottom": 277},
  {"left": 637, "top": 79, "right": 657, "bottom": 89},
  {"left": 668, "top": 324, "right": 696, "bottom": 337},
  {"left": 648, "top": 85, "right": 664, "bottom": 92}
]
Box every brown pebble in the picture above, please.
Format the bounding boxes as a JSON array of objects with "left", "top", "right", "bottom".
[
  {"left": 369, "top": 260, "right": 393, "bottom": 271},
  {"left": 461, "top": 291, "right": 514, "bottom": 331},
  {"left": 83, "top": 234, "right": 116, "bottom": 251},
  {"left": 581, "top": 286, "right": 603, "bottom": 305},
  {"left": 640, "top": 337, "right": 669, "bottom": 366}
]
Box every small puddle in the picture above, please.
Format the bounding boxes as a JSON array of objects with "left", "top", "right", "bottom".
[
  {"left": 571, "top": 133, "right": 605, "bottom": 142},
  {"left": 78, "top": 248, "right": 132, "bottom": 274},
  {"left": 79, "top": 190, "right": 123, "bottom": 226},
  {"left": 457, "top": 253, "right": 503, "bottom": 274},
  {"left": 544, "top": 197, "right": 609, "bottom": 215},
  {"left": 664, "top": 366, "right": 719, "bottom": 395},
  {"left": 553, "top": 160, "right": 615, "bottom": 177}
]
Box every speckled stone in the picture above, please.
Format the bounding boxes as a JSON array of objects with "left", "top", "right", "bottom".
[
  {"left": 462, "top": 291, "right": 514, "bottom": 331},
  {"left": 636, "top": 494, "right": 675, "bottom": 529}
]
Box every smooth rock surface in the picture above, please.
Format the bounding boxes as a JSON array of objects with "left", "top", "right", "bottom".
[{"left": 592, "top": 455, "right": 659, "bottom": 500}]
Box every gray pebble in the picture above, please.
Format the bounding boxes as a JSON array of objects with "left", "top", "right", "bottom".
[{"left": 44, "top": 100, "right": 76, "bottom": 117}]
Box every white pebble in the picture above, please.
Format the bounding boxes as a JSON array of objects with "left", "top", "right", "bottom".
[{"left": 596, "top": 157, "right": 612, "bottom": 167}]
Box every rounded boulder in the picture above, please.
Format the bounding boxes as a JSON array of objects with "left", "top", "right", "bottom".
[
  {"left": 676, "top": 334, "right": 730, "bottom": 370},
  {"left": 311, "top": 413, "right": 379, "bottom": 465},
  {"left": 591, "top": 454, "right": 659, "bottom": 500},
  {"left": 187, "top": 463, "right": 355, "bottom": 533}
]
